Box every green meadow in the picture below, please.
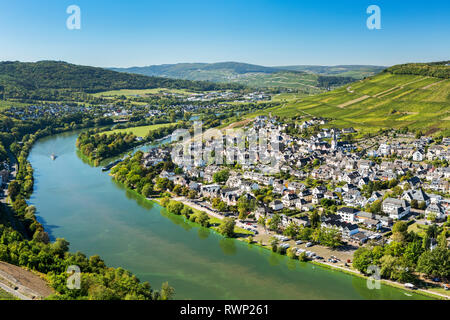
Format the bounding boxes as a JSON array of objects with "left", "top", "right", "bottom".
[
  {"left": 247, "top": 73, "right": 450, "bottom": 136},
  {"left": 103, "top": 122, "right": 176, "bottom": 137},
  {"left": 91, "top": 88, "right": 197, "bottom": 98},
  {"left": 230, "top": 71, "right": 323, "bottom": 92}
]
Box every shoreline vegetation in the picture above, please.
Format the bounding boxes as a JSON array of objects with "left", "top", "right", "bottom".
[
  {"left": 119, "top": 187, "right": 446, "bottom": 300},
  {"left": 76, "top": 123, "right": 180, "bottom": 166},
  {"left": 0, "top": 115, "right": 176, "bottom": 300},
  {"left": 3, "top": 117, "right": 447, "bottom": 300},
  {"left": 107, "top": 154, "right": 445, "bottom": 300}
]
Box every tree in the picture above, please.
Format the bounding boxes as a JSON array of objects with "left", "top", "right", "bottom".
[
  {"left": 159, "top": 282, "right": 175, "bottom": 300},
  {"left": 237, "top": 196, "right": 256, "bottom": 220},
  {"left": 438, "top": 231, "right": 448, "bottom": 249},
  {"left": 418, "top": 201, "right": 426, "bottom": 210},
  {"left": 297, "top": 226, "right": 313, "bottom": 241},
  {"left": 380, "top": 255, "right": 414, "bottom": 282},
  {"left": 141, "top": 184, "right": 153, "bottom": 197},
  {"left": 298, "top": 251, "right": 308, "bottom": 262},
  {"left": 319, "top": 227, "right": 342, "bottom": 248},
  {"left": 283, "top": 222, "right": 300, "bottom": 238},
  {"left": 172, "top": 185, "right": 182, "bottom": 195},
  {"left": 353, "top": 247, "right": 373, "bottom": 274},
  {"left": 160, "top": 197, "right": 170, "bottom": 207},
  {"left": 216, "top": 201, "right": 228, "bottom": 213},
  {"left": 286, "top": 247, "right": 297, "bottom": 259},
  {"left": 403, "top": 240, "right": 424, "bottom": 265},
  {"left": 417, "top": 248, "right": 450, "bottom": 279},
  {"left": 369, "top": 200, "right": 382, "bottom": 214},
  {"left": 426, "top": 223, "right": 439, "bottom": 239},
  {"left": 309, "top": 211, "right": 320, "bottom": 229},
  {"left": 8, "top": 180, "right": 20, "bottom": 201},
  {"left": 167, "top": 201, "right": 184, "bottom": 215},
  {"left": 213, "top": 169, "right": 230, "bottom": 184},
  {"left": 270, "top": 237, "right": 279, "bottom": 252},
  {"left": 218, "top": 218, "right": 235, "bottom": 238},
  {"left": 194, "top": 211, "right": 210, "bottom": 227},
  {"left": 51, "top": 238, "right": 70, "bottom": 257},
  {"left": 181, "top": 206, "right": 193, "bottom": 218},
  {"left": 187, "top": 190, "right": 198, "bottom": 199},
  {"left": 33, "top": 228, "right": 50, "bottom": 244},
  {"left": 268, "top": 214, "right": 281, "bottom": 232},
  {"left": 257, "top": 216, "right": 266, "bottom": 229},
  {"left": 392, "top": 221, "right": 409, "bottom": 243}
]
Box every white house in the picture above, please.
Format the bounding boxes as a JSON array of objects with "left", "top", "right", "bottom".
[
  {"left": 337, "top": 207, "right": 359, "bottom": 223},
  {"left": 425, "top": 203, "right": 446, "bottom": 221},
  {"left": 412, "top": 150, "right": 424, "bottom": 162},
  {"left": 382, "top": 198, "right": 410, "bottom": 219},
  {"left": 270, "top": 200, "right": 284, "bottom": 211}
]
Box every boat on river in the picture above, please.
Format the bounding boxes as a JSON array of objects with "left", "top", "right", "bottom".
[
  {"left": 50, "top": 153, "right": 57, "bottom": 160},
  {"left": 102, "top": 159, "right": 123, "bottom": 172}
]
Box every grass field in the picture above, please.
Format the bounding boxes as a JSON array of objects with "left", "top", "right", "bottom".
[
  {"left": 229, "top": 71, "right": 324, "bottom": 91},
  {"left": 0, "top": 100, "right": 28, "bottom": 110},
  {"left": 103, "top": 123, "right": 176, "bottom": 137},
  {"left": 91, "top": 88, "right": 197, "bottom": 98},
  {"left": 247, "top": 72, "right": 450, "bottom": 136},
  {"left": 408, "top": 222, "right": 429, "bottom": 237}
]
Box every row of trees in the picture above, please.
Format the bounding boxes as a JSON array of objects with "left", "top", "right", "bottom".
[
  {"left": 259, "top": 210, "right": 342, "bottom": 250},
  {"left": 386, "top": 62, "right": 450, "bottom": 79},
  {"left": 353, "top": 221, "right": 449, "bottom": 283},
  {"left": 111, "top": 151, "right": 175, "bottom": 198},
  {"left": 160, "top": 198, "right": 237, "bottom": 238},
  {"left": 160, "top": 198, "right": 210, "bottom": 228},
  {"left": 77, "top": 130, "right": 138, "bottom": 164},
  {"left": 77, "top": 123, "right": 181, "bottom": 165}
]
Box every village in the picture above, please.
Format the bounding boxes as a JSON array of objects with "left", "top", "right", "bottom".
[{"left": 137, "top": 115, "right": 450, "bottom": 273}]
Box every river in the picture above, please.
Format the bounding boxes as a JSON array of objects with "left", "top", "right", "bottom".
[{"left": 27, "top": 131, "right": 430, "bottom": 300}]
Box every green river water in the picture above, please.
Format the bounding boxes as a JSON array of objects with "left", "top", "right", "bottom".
[{"left": 27, "top": 131, "right": 431, "bottom": 300}]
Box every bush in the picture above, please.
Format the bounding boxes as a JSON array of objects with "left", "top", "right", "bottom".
[
  {"left": 286, "top": 247, "right": 297, "bottom": 259},
  {"left": 298, "top": 252, "right": 308, "bottom": 262}
]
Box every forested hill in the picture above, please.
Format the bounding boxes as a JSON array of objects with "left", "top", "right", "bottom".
[
  {"left": 0, "top": 61, "right": 245, "bottom": 95},
  {"left": 384, "top": 61, "right": 450, "bottom": 79},
  {"left": 110, "top": 61, "right": 383, "bottom": 91}
]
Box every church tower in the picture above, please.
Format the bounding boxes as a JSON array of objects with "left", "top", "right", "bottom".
[{"left": 331, "top": 129, "right": 337, "bottom": 151}]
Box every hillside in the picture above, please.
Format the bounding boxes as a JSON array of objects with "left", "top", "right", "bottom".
[
  {"left": 384, "top": 61, "right": 450, "bottom": 79},
  {"left": 110, "top": 62, "right": 382, "bottom": 91},
  {"left": 0, "top": 61, "right": 245, "bottom": 101},
  {"left": 248, "top": 65, "right": 450, "bottom": 137},
  {"left": 275, "top": 65, "right": 386, "bottom": 79}
]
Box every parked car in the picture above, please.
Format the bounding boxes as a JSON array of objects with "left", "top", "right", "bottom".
[
  {"left": 295, "top": 240, "right": 303, "bottom": 245},
  {"left": 306, "top": 242, "right": 313, "bottom": 247},
  {"left": 404, "top": 283, "right": 417, "bottom": 290}
]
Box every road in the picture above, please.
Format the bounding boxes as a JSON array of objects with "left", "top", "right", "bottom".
[{"left": 171, "top": 197, "right": 256, "bottom": 232}]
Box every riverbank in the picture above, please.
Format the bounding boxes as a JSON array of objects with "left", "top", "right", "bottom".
[
  {"left": 25, "top": 130, "right": 439, "bottom": 300},
  {"left": 100, "top": 132, "right": 447, "bottom": 301},
  {"left": 147, "top": 195, "right": 447, "bottom": 300}
]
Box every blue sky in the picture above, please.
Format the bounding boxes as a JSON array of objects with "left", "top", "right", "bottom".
[{"left": 0, "top": 0, "right": 448, "bottom": 67}]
